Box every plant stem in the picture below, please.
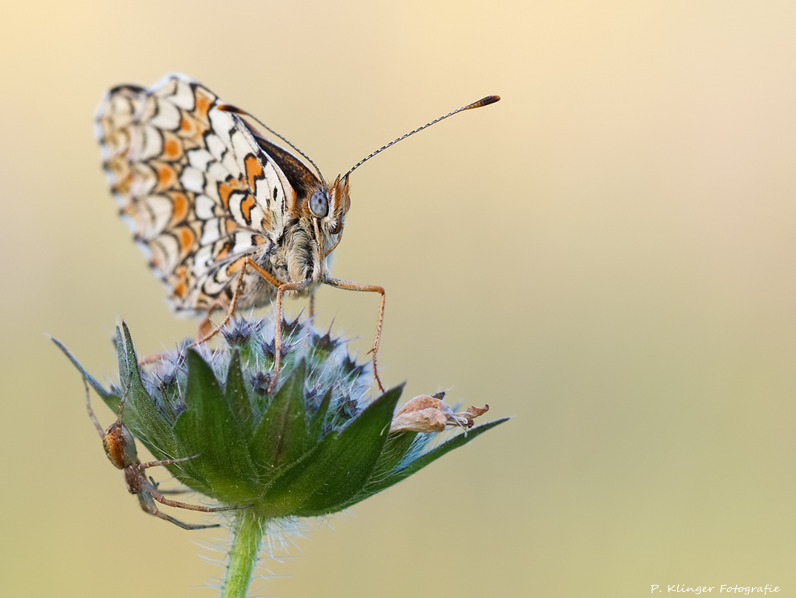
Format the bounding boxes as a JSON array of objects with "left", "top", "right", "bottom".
[{"left": 221, "top": 512, "right": 266, "bottom": 598}]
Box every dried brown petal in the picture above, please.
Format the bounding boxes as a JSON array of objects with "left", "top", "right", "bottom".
[
  {"left": 453, "top": 404, "right": 490, "bottom": 428},
  {"left": 389, "top": 396, "right": 490, "bottom": 434}
]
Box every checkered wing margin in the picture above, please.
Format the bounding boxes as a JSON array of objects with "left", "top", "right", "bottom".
[{"left": 95, "top": 74, "right": 294, "bottom": 312}]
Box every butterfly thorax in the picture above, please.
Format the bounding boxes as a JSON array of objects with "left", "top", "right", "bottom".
[
  {"left": 264, "top": 215, "right": 328, "bottom": 293},
  {"left": 241, "top": 174, "right": 350, "bottom": 306}
]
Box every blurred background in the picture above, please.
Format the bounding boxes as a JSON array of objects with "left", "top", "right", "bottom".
[{"left": 2, "top": 1, "right": 796, "bottom": 596}]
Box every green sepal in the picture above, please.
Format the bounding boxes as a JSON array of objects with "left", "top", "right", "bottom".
[
  {"left": 351, "top": 417, "right": 510, "bottom": 504},
  {"left": 367, "top": 431, "right": 421, "bottom": 483},
  {"left": 115, "top": 326, "right": 130, "bottom": 392},
  {"left": 119, "top": 322, "right": 178, "bottom": 458},
  {"left": 249, "top": 360, "right": 308, "bottom": 473},
  {"left": 262, "top": 384, "right": 404, "bottom": 517},
  {"left": 172, "top": 349, "right": 259, "bottom": 502},
  {"left": 306, "top": 329, "right": 337, "bottom": 365},
  {"left": 308, "top": 387, "right": 332, "bottom": 443},
  {"left": 51, "top": 337, "right": 112, "bottom": 406},
  {"left": 225, "top": 349, "right": 254, "bottom": 429},
  {"left": 236, "top": 332, "right": 261, "bottom": 371}
]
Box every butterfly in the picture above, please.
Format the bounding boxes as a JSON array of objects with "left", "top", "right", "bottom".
[{"left": 95, "top": 73, "right": 499, "bottom": 393}]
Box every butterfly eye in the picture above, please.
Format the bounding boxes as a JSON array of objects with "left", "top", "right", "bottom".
[{"left": 309, "top": 191, "right": 329, "bottom": 218}]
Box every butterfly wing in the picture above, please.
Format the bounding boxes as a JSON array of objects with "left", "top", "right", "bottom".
[{"left": 95, "top": 73, "right": 297, "bottom": 312}]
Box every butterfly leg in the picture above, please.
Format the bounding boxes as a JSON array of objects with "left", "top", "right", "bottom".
[
  {"left": 309, "top": 293, "right": 316, "bottom": 319},
  {"left": 322, "top": 278, "right": 386, "bottom": 394},
  {"left": 189, "top": 262, "right": 249, "bottom": 348},
  {"left": 269, "top": 277, "right": 312, "bottom": 393},
  {"left": 198, "top": 299, "right": 228, "bottom": 339},
  {"left": 235, "top": 259, "right": 313, "bottom": 394},
  {"left": 141, "top": 271, "right": 243, "bottom": 360}
]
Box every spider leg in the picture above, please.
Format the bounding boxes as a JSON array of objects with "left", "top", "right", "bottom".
[
  {"left": 147, "top": 483, "right": 250, "bottom": 513},
  {"left": 152, "top": 510, "right": 220, "bottom": 530},
  {"left": 137, "top": 453, "right": 203, "bottom": 471},
  {"left": 83, "top": 376, "right": 105, "bottom": 440},
  {"left": 148, "top": 477, "right": 192, "bottom": 494},
  {"left": 137, "top": 492, "right": 220, "bottom": 530}
]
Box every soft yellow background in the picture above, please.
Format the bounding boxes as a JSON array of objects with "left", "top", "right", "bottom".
[{"left": 2, "top": 1, "right": 796, "bottom": 596}]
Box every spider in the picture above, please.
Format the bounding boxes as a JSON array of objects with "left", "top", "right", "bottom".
[{"left": 83, "top": 377, "right": 248, "bottom": 530}]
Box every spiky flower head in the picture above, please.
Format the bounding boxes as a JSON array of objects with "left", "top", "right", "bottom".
[{"left": 54, "top": 315, "right": 505, "bottom": 596}]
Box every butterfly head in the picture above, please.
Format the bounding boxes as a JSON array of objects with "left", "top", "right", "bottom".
[{"left": 305, "top": 175, "right": 351, "bottom": 261}]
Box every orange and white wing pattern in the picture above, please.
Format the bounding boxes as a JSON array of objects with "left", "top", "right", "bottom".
[{"left": 95, "top": 74, "right": 294, "bottom": 312}]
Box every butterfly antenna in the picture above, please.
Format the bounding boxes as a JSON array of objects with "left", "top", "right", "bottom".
[
  {"left": 218, "top": 103, "right": 327, "bottom": 186},
  {"left": 343, "top": 95, "right": 500, "bottom": 180}
]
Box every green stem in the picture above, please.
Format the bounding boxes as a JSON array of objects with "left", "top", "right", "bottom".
[{"left": 221, "top": 512, "right": 266, "bottom": 598}]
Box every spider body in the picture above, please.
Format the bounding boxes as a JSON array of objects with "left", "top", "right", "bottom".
[{"left": 83, "top": 378, "right": 248, "bottom": 530}]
